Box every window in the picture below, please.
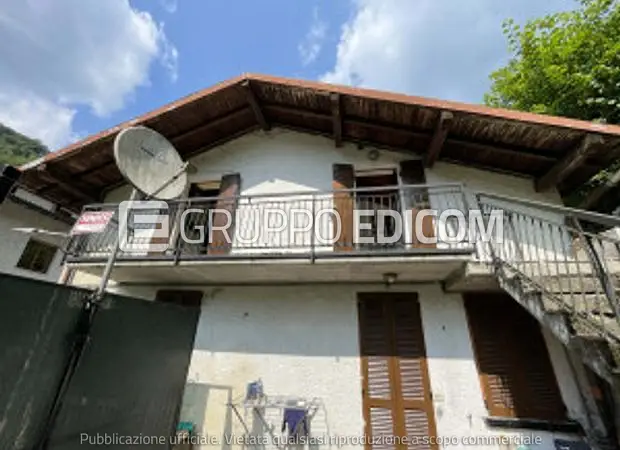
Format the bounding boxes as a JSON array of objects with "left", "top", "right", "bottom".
[
  {"left": 465, "top": 293, "right": 567, "bottom": 422},
  {"left": 16, "top": 239, "right": 58, "bottom": 274}
]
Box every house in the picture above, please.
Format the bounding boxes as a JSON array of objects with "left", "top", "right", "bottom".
[
  {"left": 0, "top": 164, "right": 73, "bottom": 283},
  {"left": 16, "top": 74, "right": 620, "bottom": 449}
]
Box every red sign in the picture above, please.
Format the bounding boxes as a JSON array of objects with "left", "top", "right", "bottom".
[{"left": 71, "top": 211, "right": 114, "bottom": 235}]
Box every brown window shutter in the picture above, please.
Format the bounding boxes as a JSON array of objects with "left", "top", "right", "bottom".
[
  {"left": 146, "top": 204, "right": 173, "bottom": 256},
  {"left": 155, "top": 290, "right": 203, "bottom": 308},
  {"left": 368, "top": 407, "right": 395, "bottom": 447},
  {"left": 392, "top": 296, "right": 437, "bottom": 450},
  {"left": 358, "top": 293, "right": 438, "bottom": 449},
  {"left": 208, "top": 173, "right": 241, "bottom": 255},
  {"left": 399, "top": 160, "right": 435, "bottom": 248},
  {"left": 358, "top": 297, "right": 397, "bottom": 443},
  {"left": 465, "top": 293, "right": 566, "bottom": 421},
  {"left": 332, "top": 164, "right": 354, "bottom": 252},
  {"left": 465, "top": 296, "right": 519, "bottom": 418}
]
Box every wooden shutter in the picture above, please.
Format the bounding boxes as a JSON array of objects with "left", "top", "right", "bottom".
[
  {"left": 359, "top": 297, "right": 396, "bottom": 447},
  {"left": 144, "top": 192, "right": 171, "bottom": 255},
  {"left": 358, "top": 293, "right": 438, "bottom": 450},
  {"left": 208, "top": 173, "right": 241, "bottom": 255},
  {"left": 399, "top": 161, "right": 435, "bottom": 248},
  {"left": 333, "top": 164, "right": 354, "bottom": 252},
  {"left": 465, "top": 293, "right": 566, "bottom": 421}
]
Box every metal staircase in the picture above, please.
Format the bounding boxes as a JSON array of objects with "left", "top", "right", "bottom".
[
  {"left": 477, "top": 192, "right": 620, "bottom": 383},
  {"left": 476, "top": 193, "right": 620, "bottom": 448}
]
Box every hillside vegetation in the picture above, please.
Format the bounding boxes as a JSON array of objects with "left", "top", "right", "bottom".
[{"left": 0, "top": 123, "right": 48, "bottom": 166}]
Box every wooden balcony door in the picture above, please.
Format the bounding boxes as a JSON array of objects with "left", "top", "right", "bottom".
[
  {"left": 355, "top": 168, "right": 402, "bottom": 251},
  {"left": 399, "top": 160, "right": 436, "bottom": 249}
]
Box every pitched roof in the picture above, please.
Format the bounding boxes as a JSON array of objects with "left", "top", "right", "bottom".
[{"left": 19, "top": 73, "right": 620, "bottom": 211}]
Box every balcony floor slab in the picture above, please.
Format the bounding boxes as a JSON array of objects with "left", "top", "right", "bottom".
[{"left": 67, "top": 254, "right": 473, "bottom": 286}]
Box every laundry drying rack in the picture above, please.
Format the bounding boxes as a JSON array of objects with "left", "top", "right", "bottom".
[{"left": 227, "top": 380, "right": 322, "bottom": 449}]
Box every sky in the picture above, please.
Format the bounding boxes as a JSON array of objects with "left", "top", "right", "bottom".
[{"left": 0, "top": 0, "right": 576, "bottom": 151}]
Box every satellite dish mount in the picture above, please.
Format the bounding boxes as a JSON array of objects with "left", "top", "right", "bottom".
[{"left": 92, "top": 126, "right": 189, "bottom": 302}]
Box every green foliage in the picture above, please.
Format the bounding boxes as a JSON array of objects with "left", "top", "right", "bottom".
[
  {"left": 486, "top": 0, "right": 620, "bottom": 207},
  {"left": 486, "top": 0, "right": 620, "bottom": 124},
  {"left": 0, "top": 123, "right": 48, "bottom": 166}
]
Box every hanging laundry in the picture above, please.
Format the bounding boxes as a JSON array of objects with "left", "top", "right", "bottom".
[
  {"left": 246, "top": 381, "right": 263, "bottom": 400},
  {"left": 281, "top": 408, "right": 309, "bottom": 437}
]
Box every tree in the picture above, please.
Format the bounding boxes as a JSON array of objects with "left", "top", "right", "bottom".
[
  {"left": 486, "top": 0, "right": 620, "bottom": 124},
  {"left": 485, "top": 0, "right": 620, "bottom": 209},
  {"left": 0, "top": 123, "right": 48, "bottom": 166}
]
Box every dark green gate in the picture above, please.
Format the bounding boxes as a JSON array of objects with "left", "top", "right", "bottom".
[{"left": 0, "top": 273, "right": 200, "bottom": 450}]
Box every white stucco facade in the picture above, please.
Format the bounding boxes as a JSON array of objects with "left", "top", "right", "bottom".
[
  {"left": 0, "top": 193, "right": 69, "bottom": 283},
  {"left": 102, "top": 282, "right": 590, "bottom": 450},
  {"left": 65, "top": 129, "right": 599, "bottom": 449}
]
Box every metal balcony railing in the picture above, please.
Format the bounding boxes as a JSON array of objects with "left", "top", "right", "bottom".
[
  {"left": 477, "top": 192, "right": 620, "bottom": 343},
  {"left": 65, "top": 181, "right": 620, "bottom": 343},
  {"left": 64, "top": 184, "right": 475, "bottom": 262}
]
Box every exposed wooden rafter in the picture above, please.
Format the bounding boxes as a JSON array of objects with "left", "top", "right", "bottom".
[
  {"left": 262, "top": 105, "right": 561, "bottom": 164},
  {"left": 536, "top": 134, "right": 605, "bottom": 192},
  {"left": 171, "top": 107, "right": 250, "bottom": 144},
  {"left": 579, "top": 167, "right": 620, "bottom": 209},
  {"left": 275, "top": 122, "right": 561, "bottom": 180},
  {"left": 240, "top": 80, "right": 270, "bottom": 131},
  {"left": 331, "top": 93, "right": 343, "bottom": 147},
  {"left": 424, "top": 111, "right": 454, "bottom": 168},
  {"left": 38, "top": 164, "right": 98, "bottom": 202}
]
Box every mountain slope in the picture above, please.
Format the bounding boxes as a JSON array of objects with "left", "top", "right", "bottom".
[{"left": 0, "top": 123, "right": 49, "bottom": 166}]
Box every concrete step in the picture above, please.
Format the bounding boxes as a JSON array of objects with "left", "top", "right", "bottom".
[
  {"left": 571, "top": 314, "right": 620, "bottom": 342},
  {"left": 528, "top": 276, "right": 616, "bottom": 294},
  {"left": 537, "top": 293, "right": 620, "bottom": 341},
  {"left": 541, "top": 294, "right": 615, "bottom": 316},
  {"left": 506, "top": 259, "right": 620, "bottom": 278}
]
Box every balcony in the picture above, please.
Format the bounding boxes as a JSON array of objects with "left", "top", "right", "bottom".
[{"left": 64, "top": 184, "right": 477, "bottom": 285}]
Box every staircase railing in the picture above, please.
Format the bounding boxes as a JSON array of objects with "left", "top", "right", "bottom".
[{"left": 476, "top": 192, "right": 620, "bottom": 343}]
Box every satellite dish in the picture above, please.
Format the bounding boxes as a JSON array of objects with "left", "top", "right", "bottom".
[{"left": 114, "top": 126, "right": 188, "bottom": 200}]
